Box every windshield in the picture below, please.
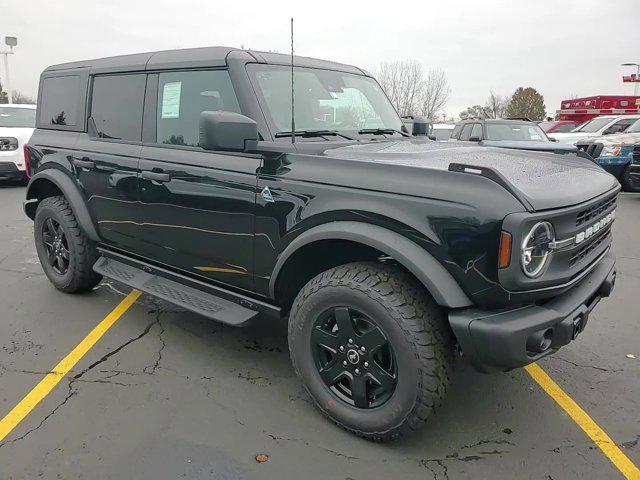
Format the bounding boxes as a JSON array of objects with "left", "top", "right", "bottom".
[
  {"left": 485, "top": 122, "right": 548, "bottom": 141},
  {"left": 0, "top": 107, "right": 36, "bottom": 128},
  {"left": 247, "top": 65, "right": 403, "bottom": 136},
  {"left": 574, "top": 117, "right": 613, "bottom": 133}
]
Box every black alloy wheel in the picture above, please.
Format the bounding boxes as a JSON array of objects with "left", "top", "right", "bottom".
[
  {"left": 311, "top": 306, "right": 397, "bottom": 409},
  {"left": 41, "top": 217, "right": 70, "bottom": 275}
]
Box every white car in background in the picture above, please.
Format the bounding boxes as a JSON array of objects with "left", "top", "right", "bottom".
[
  {"left": 429, "top": 123, "right": 455, "bottom": 141},
  {"left": 548, "top": 114, "right": 640, "bottom": 145},
  {"left": 0, "top": 104, "right": 36, "bottom": 182}
]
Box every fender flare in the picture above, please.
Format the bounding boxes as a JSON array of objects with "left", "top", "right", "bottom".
[
  {"left": 25, "top": 169, "right": 100, "bottom": 241},
  {"left": 269, "top": 221, "right": 472, "bottom": 308}
]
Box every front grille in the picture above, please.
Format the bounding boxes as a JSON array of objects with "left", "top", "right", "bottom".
[
  {"left": 569, "top": 229, "right": 611, "bottom": 267},
  {"left": 633, "top": 145, "right": 640, "bottom": 165},
  {"left": 576, "top": 195, "right": 617, "bottom": 226}
]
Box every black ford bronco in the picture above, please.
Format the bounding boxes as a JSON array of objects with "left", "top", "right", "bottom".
[{"left": 24, "top": 47, "right": 618, "bottom": 441}]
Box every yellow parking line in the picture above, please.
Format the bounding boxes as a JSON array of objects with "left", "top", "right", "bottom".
[
  {"left": 0, "top": 289, "right": 141, "bottom": 442},
  {"left": 525, "top": 363, "right": 640, "bottom": 480}
]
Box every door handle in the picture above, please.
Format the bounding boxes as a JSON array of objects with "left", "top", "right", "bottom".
[
  {"left": 73, "top": 157, "right": 95, "bottom": 169},
  {"left": 141, "top": 170, "right": 171, "bottom": 183}
]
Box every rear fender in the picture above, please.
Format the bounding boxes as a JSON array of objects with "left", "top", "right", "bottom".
[{"left": 24, "top": 169, "right": 100, "bottom": 241}]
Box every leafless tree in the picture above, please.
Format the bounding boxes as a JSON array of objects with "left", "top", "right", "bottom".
[
  {"left": 373, "top": 60, "right": 425, "bottom": 117},
  {"left": 484, "top": 91, "right": 508, "bottom": 119},
  {"left": 11, "top": 91, "right": 35, "bottom": 104},
  {"left": 373, "top": 62, "right": 451, "bottom": 120},
  {"left": 419, "top": 69, "right": 451, "bottom": 120}
]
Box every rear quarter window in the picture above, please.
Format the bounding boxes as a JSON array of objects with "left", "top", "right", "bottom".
[{"left": 39, "top": 75, "right": 80, "bottom": 127}]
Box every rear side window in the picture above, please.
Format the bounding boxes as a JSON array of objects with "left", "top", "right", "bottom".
[
  {"left": 470, "top": 123, "right": 482, "bottom": 139},
  {"left": 40, "top": 75, "right": 80, "bottom": 126},
  {"left": 156, "top": 70, "right": 240, "bottom": 147},
  {"left": 451, "top": 124, "right": 462, "bottom": 139},
  {"left": 90, "top": 74, "right": 146, "bottom": 141}
]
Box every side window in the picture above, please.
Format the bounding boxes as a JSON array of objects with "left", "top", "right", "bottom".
[
  {"left": 451, "top": 124, "right": 463, "bottom": 139},
  {"left": 156, "top": 70, "right": 240, "bottom": 147},
  {"left": 91, "top": 74, "right": 146, "bottom": 141},
  {"left": 40, "top": 75, "right": 80, "bottom": 127},
  {"left": 603, "top": 118, "right": 635, "bottom": 135},
  {"left": 470, "top": 123, "right": 483, "bottom": 140},
  {"left": 459, "top": 124, "right": 473, "bottom": 141}
]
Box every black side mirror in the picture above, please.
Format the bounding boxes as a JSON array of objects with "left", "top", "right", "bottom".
[
  {"left": 428, "top": 135, "right": 437, "bottom": 141},
  {"left": 412, "top": 116, "right": 431, "bottom": 136},
  {"left": 199, "top": 111, "right": 258, "bottom": 152},
  {"left": 468, "top": 136, "right": 481, "bottom": 142}
]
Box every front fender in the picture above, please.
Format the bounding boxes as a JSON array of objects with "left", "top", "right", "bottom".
[
  {"left": 25, "top": 169, "right": 100, "bottom": 241},
  {"left": 269, "top": 221, "right": 472, "bottom": 308}
]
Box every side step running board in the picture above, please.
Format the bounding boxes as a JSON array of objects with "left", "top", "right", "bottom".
[{"left": 93, "top": 256, "right": 260, "bottom": 326}]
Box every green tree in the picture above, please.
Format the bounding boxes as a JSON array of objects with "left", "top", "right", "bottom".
[
  {"left": 0, "top": 80, "right": 8, "bottom": 103},
  {"left": 459, "top": 105, "right": 489, "bottom": 120},
  {"left": 505, "top": 87, "right": 546, "bottom": 121}
]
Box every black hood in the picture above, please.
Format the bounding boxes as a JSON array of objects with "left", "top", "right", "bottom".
[{"left": 325, "top": 139, "right": 619, "bottom": 211}]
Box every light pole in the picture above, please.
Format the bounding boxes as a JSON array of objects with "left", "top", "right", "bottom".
[
  {"left": 622, "top": 62, "right": 640, "bottom": 96},
  {"left": 1, "top": 36, "right": 17, "bottom": 104}
]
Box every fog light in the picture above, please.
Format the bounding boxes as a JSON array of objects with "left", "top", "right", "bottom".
[{"left": 526, "top": 328, "right": 553, "bottom": 354}]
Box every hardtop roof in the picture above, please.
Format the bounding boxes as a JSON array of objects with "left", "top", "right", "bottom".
[{"left": 43, "top": 46, "right": 366, "bottom": 76}]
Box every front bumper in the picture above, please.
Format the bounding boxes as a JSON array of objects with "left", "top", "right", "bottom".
[{"left": 449, "top": 250, "right": 616, "bottom": 372}]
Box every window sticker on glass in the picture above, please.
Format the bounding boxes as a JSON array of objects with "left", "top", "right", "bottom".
[{"left": 161, "top": 81, "right": 182, "bottom": 119}]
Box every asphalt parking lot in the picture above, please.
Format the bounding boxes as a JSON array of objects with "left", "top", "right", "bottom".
[{"left": 0, "top": 183, "right": 638, "bottom": 480}]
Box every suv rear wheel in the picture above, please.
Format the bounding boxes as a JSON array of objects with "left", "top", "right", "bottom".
[
  {"left": 34, "top": 196, "right": 102, "bottom": 293},
  {"left": 288, "top": 261, "right": 454, "bottom": 441}
]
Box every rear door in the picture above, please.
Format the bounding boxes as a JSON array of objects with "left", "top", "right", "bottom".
[
  {"left": 137, "top": 69, "right": 260, "bottom": 292},
  {"left": 73, "top": 73, "right": 146, "bottom": 253}
]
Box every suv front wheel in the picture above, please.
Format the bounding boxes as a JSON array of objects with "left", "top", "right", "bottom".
[{"left": 288, "top": 261, "right": 454, "bottom": 441}]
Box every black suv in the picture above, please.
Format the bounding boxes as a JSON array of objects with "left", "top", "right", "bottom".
[
  {"left": 449, "top": 118, "right": 578, "bottom": 153},
  {"left": 24, "top": 47, "right": 618, "bottom": 441}
]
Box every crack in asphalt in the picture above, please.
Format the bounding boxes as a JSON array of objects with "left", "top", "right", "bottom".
[
  {"left": 418, "top": 438, "right": 514, "bottom": 479},
  {"left": 0, "top": 313, "right": 160, "bottom": 449},
  {"left": 420, "top": 458, "right": 449, "bottom": 480},
  {"left": 550, "top": 355, "right": 623, "bottom": 373},
  {"left": 143, "top": 311, "right": 165, "bottom": 375}
]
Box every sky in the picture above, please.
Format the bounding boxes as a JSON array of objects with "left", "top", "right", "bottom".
[{"left": 2, "top": 0, "right": 639, "bottom": 119}]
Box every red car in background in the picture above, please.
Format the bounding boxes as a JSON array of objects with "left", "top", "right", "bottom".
[{"left": 538, "top": 120, "right": 581, "bottom": 133}]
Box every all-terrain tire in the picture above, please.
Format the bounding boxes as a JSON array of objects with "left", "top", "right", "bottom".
[
  {"left": 288, "top": 261, "right": 454, "bottom": 442},
  {"left": 34, "top": 195, "right": 102, "bottom": 293}
]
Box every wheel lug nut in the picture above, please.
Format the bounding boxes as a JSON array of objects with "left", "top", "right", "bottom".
[
  {"left": 339, "top": 346, "right": 345, "bottom": 352},
  {"left": 364, "top": 362, "right": 369, "bottom": 368},
  {"left": 360, "top": 346, "right": 366, "bottom": 352},
  {"left": 342, "top": 360, "right": 348, "bottom": 367},
  {"left": 354, "top": 368, "right": 360, "bottom": 375},
  {"left": 348, "top": 338, "right": 354, "bottom": 344}
]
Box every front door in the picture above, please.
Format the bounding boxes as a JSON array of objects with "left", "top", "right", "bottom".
[{"left": 137, "top": 69, "right": 260, "bottom": 292}]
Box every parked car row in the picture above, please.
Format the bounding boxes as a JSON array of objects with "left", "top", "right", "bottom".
[{"left": 547, "top": 115, "right": 640, "bottom": 145}]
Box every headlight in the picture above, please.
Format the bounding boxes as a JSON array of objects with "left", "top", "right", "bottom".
[
  {"left": 600, "top": 145, "right": 621, "bottom": 157},
  {"left": 0, "top": 137, "right": 19, "bottom": 151},
  {"left": 521, "top": 222, "right": 554, "bottom": 278}
]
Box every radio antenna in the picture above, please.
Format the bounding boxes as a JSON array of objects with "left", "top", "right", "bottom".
[{"left": 290, "top": 17, "right": 295, "bottom": 144}]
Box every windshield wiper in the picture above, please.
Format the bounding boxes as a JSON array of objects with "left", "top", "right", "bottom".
[
  {"left": 274, "top": 129, "right": 354, "bottom": 140},
  {"left": 358, "top": 128, "right": 410, "bottom": 137}
]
